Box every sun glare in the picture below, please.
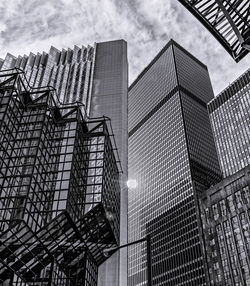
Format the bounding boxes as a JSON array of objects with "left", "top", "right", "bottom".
[{"left": 127, "top": 179, "right": 137, "bottom": 189}]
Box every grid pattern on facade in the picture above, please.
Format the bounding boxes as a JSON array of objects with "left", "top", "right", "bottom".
[
  {"left": 177, "top": 0, "right": 250, "bottom": 62},
  {"left": 128, "top": 45, "right": 177, "bottom": 132},
  {"left": 128, "top": 92, "right": 196, "bottom": 285},
  {"left": 147, "top": 196, "right": 206, "bottom": 285},
  {"left": 199, "top": 165, "right": 250, "bottom": 285},
  {"left": 0, "top": 68, "right": 120, "bottom": 285},
  {"left": 180, "top": 92, "right": 222, "bottom": 187},
  {"left": 208, "top": 69, "right": 250, "bottom": 177},
  {"left": 90, "top": 39, "right": 128, "bottom": 249},
  {"left": 173, "top": 44, "right": 214, "bottom": 103},
  {"left": 128, "top": 41, "right": 221, "bottom": 285},
  {"left": 174, "top": 41, "right": 221, "bottom": 187}
]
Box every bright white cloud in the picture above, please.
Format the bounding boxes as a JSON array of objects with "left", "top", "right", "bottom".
[{"left": 0, "top": 0, "right": 249, "bottom": 94}]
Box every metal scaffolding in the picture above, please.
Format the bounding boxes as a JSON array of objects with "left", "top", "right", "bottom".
[{"left": 177, "top": 0, "right": 250, "bottom": 61}]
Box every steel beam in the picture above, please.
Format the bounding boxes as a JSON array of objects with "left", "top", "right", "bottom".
[{"left": 177, "top": 0, "right": 250, "bottom": 61}]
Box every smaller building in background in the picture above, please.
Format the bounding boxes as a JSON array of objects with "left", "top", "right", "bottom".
[
  {"left": 199, "top": 164, "right": 250, "bottom": 286},
  {"left": 208, "top": 69, "right": 250, "bottom": 178}
]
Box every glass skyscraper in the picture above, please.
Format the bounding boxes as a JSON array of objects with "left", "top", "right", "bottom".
[
  {"left": 90, "top": 40, "right": 128, "bottom": 286},
  {"left": 208, "top": 69, "right": 250, "bottom": 178},
  {"left": 0, "top": 40, "right": 128, "bottom": 286},
  {"left": 128, "top": 39, "right": 222, "bottom": 285}
]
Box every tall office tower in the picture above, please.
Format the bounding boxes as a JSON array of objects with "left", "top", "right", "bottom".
[
  {"left": 0, "top": 39, "right": 128, "bottom": 286},
  {"left": 128, "top": 39, "right": 222, "bottom": 285},
  {"left": 199, "top": 164, "right": 250, "bottom": 285},
  {"left": 0, "top": 69, "right": 120, "bottom": 285},
  {"left": 90, "top": 40, "right": 128, "bottom": 286},
  {"left": 208, "top": 69, "right": 250, "bottom": 178}
]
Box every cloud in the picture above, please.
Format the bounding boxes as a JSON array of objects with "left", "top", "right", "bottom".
[{"left": 0, "top": 0, "right": 249, "bottom": 94}]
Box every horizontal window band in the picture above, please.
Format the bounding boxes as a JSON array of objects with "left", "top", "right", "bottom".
[
  {"left": 179, "top": 86, "right": 207, "bottom": 108},
  {"left": 129, "top": 86, "right": 207, "bottom": 138},
  {"left": 129, "top": 86, "right": 178, "bottom": 138}
]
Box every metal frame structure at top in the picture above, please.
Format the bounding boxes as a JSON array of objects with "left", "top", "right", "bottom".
[{"left": 177, "top": 0, "right": 250, "bottom": 62}]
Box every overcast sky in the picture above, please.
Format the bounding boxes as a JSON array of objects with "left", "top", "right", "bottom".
[{"left": 0, "top": 0, "right": 249, "bottom": 95}]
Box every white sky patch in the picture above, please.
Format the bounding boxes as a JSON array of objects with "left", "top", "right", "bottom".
[{"left": 0, "top": 0, "right": 249, "bottom": 94}]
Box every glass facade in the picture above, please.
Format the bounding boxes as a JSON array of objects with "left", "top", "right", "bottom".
[
  {"left": 208, "top": 69, "right": 250, "bottom": 178},
  {"left": 0, "top": 67, "right": 121, "bottom": 283},
  {"left": 90, "top": 40, "right": 128, "bottom": 286},
  {"left": 199, "top": 165, "right": 250, "bottom": 285},
  {"left": 128, "top": 40, "right": 222, "bottom": 285},
  {"left": 0, "top": 40, "right": 128, "bottom": 286}
]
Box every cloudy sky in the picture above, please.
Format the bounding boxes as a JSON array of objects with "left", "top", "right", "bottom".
[{"left": 0, "top": 0, "right": 249, "bottom": 94}]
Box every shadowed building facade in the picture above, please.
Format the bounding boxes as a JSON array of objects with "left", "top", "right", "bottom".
[
  {"left": 0, "top": 40, "right": 128, "bottom": 286},
  {"left": 128, "top": 40, "right": 222, "bottom": 285}
]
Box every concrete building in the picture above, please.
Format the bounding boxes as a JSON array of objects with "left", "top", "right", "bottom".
[{"left": 199, "top": 164, "right": 250, "bottom": 285}]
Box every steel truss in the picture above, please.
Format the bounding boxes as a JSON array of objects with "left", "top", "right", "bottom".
[
  {"left": 0, "top": 69, "right": 120, "bottom": 285},
  {"left": 177, "top": 0, "right": 250, "bottom": 61}
]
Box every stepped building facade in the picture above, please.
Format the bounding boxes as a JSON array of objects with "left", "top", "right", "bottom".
[{"left": 0, "top": 40, "right": 128, "bottom": 286}]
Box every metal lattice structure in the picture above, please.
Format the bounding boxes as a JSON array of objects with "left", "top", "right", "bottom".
[
  {"left": 177, "top": 0, "right": 250, "bottom": 62},
  {"left": 0, "top": 68, "right": 121, "bottom": 285}
]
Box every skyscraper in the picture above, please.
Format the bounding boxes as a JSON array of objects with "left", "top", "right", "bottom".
[
  {"left": 0, "top": 40, "right": 128, "bottom": 286},
  {"left": 208, "top": 68, "right": 250, "bottom": 178},
  {"left": 90, "top": 40, "right": 128, "bottom": 286},
  {"left": 128, "top": 40, "right": 222, "bottom": 285}
]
